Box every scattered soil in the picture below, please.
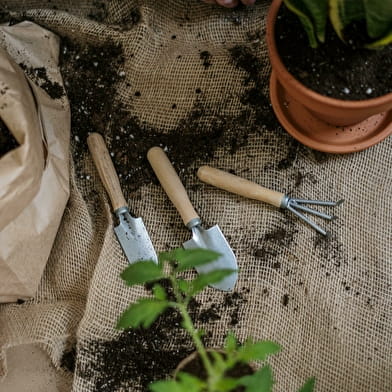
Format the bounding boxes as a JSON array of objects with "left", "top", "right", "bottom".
[
  {"left": 61, "top": 345, "right": 77, "bottom": 373},
  {"left": 200, "top": 50, "right": 212, "bottom": 69},
  {"left": 180, "top": 351, "right": 254, "bottom": 392},
  {"left": 254, "top": 215, "right": 298, "bottom": 266},
  {"left": 275, "top": 4, "right": 392, "bottom": 100},
  {"left": 57, "top": 32, "right": 278, "bottom": 195},
  {"left": 0, "top": 117, "right": 19, "bottom": 158},
  {"left": 79, "top": 282, "right": 250, "bottom": 391},
  {"left": 229, "top": 44, "right": 279, "bottom": 131},
  {"left": 87, "top": 0, "right": 108, "bottom": 23},
  {"left": 18, "top": 64, "right": 65, "bottom": 99}
]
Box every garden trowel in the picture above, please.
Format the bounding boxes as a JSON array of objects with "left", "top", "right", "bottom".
[
  {"left": 147, "top": 147, "right": 238, "bottom": 291},
  {"left": 87, "top": 133, "right": 157, "bottom": 264}
]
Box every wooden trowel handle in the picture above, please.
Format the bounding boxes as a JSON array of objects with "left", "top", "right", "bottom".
[
  {"left": 147, "top": 147, "right": 199, "bottom": 226},
  {"left": 197, "top": 166, "right": 285, "bottom": 208},
  {"left": 87, "top": 133, "right": 127, "bottom": 211}
]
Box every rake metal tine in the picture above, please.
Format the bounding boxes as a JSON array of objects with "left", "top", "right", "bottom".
[
  {"left": 287, "top": 204, "right": 329, "bottom": 236},
  {"left": 289, "top": 201, "right": 335, "bottom": 220},
  {"left": 292, "top": 198, "right": 344, "bottom": 207}
]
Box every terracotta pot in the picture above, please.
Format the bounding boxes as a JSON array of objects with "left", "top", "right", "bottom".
[{"left": 266, "top": 0, "right": 392, "bottom": 153}]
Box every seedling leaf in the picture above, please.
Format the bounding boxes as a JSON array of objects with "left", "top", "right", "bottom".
[
  {"left": 239, "top": 365, "right": 274, "bottom": 392},
  {"left": 153, "top": 284, "right": 167, "bottom": 300},
  {"left": 190, "top": 269, "right": 237, "bottom": 295},
  {"left": 120, "top": 261, "right": 163, "bottom": 286},
  {"left": 116, "top": 298, "right": 169, "bottom": 329},
  {"left": 238, "top": 340, "right": 281, "bottom": 362},
  {"left": 298, "top": 377, "right": 316, "bottom": 392},
  {"left": 175, "top": 248, "right": 221, "bottom": 272},
  {"left": 224, "top": 332, "right": 238, "bottom": 354}
]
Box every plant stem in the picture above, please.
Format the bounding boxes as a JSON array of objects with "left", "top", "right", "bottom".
[
  {"left": 177, "top": 303, "right": 215, "bottom": 378},
  {"left": 169, "top": 275, "right": 214, "bottom": 379}
]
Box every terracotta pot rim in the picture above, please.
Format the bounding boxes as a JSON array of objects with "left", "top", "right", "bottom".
[{"left": 267, "top": 0, "right": 392, "bottom": 109}]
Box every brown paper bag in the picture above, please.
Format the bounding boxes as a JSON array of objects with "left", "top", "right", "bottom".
[{"left": 0, "top": 22, "right": 70, "bottom": 303}]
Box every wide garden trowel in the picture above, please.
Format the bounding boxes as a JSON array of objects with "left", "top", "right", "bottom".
[
  {"left": 147, "top": 147, "right": 238, "bottom": 291},
  {"left": 88, "top": 133, "right": 157, "bottom": 264}
]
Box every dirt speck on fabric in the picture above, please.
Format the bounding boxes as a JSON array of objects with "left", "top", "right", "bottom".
[{"left": 200, "top": 50, "right": 212, "bottom": 69}]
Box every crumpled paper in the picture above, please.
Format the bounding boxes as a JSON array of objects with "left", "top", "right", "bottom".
[{"left": 0, "top": 21, "right": 70, "bottom": 303}]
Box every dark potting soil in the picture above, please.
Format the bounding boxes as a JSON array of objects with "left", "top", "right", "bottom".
[
  {"left": 57, "top": 32, "right": 278, "bottom": 194},
  {"left": 275, "top": 4, "right": 392, "bottom": 100},
  {"left": 0, "top": 117, "right": 19, "bottom": 158},
  {"left": 180, "top": 351, "right": 254, "bottom": 392},
  {"left": 79, "top": 283, "right": 250, "bottom": 391},
  {"left": 18, "top": 64, "right": 65, "bottom": 99}
]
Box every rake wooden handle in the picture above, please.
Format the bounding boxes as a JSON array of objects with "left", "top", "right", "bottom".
[
  {"left": 87, "top": 133, "right": 127, "bottom": 211},
  {"left": 197, "top": 166, "right": 285, "bottom": 208},
  {"left": 147, "top": 147, "right": 199, "bottom": 226}
]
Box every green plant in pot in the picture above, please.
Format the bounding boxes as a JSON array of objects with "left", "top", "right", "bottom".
[
  {"left": 117, "top": 248, "right": 315, "bottom": 392},
  {"left": 266, "top": 0, "right": 392, "bottom": 154}
]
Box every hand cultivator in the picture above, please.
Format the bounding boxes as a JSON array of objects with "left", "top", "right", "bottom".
[{"left": 197, "top": 166, "right": 344, "bottom": 236}]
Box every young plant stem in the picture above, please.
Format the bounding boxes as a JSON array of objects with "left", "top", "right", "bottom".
[{"left": 169, "top": 275, "right": 215, "bottom": 380}]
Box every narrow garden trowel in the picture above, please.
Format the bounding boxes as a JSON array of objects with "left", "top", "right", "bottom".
[
  {"left": 87, "top": 133, "right": 157, "bottom": 264},
  {"left": 147, "top": 147, "right": 238, "bottom": 291}
]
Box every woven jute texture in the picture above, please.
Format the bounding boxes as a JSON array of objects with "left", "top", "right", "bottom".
[{"left": 0, "top": 1, "right": 391, "bottom": 391}]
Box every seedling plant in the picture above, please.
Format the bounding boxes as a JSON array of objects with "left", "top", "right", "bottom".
[{"left": 117, "top": 248, "right": 315, "bottom": 392}]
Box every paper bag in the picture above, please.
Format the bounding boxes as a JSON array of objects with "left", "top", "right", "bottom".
[{"left": 0, "top": 22, "right": 70, "bottom": 303}]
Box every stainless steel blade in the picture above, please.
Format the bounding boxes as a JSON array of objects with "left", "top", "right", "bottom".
[
  {"left": 114, "top": 207, "right": 158, "bottom": 264},
  {"left": 183, "top": 224, "right": 238, "bottom": 291}
]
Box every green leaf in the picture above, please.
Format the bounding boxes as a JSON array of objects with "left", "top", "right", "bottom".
[
  {"left": 214, "top": 377, "right": 240, "bottom": 392},
  {"left": 120, "top": 261, "right": 163, "bottom": 287},
  {"left": 149, "top": 373, "right": 206, "bottom": 392},
  {"left": 366, "top": 31, "right": 392, "bottom": 48},
  {"left": 363, "top": 0, "right": 392, "bottom": 39},
  {"left": 163, "top": 248, "right": 221, "bottom": 272},
  {"left": 116, "top": 298, "right": 169, "bottom": 329},
  {"left": 238, "top": 340, "right": 280, "bottom": 362},
  {"left": 149, "top": 380, "right": 188, "bottom": 392},
  {"left": 177, "top": 279, "right": 192, "bottom": 295},
  {"left": 239, "top": 365, "right": 274, "bottom": 392},
  {"left": 152, "top": 284, "right": 167, "bottom": 300},
  {"left": 329, "top": 0, "right": 365, "bottom": 41},
  {"left": 284, "top": 0, "right": 328, "bottom": 47},
  {"left": 298, "top": 377, "right": 316, "bottom": 392},
  {"left": 177, "top": 372, "right": 207, "bottom": 391},
  {"left": 224, "top": 332, "right": 238, "bottom": 354},
  {"left": 190, "top": 269, "right": 237, "bottom": 295}
]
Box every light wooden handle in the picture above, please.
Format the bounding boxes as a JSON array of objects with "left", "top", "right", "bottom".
[
  {"left": 87, "top": 133, "right": 127, "bottom": 211},
  {"left": 147, "top": 147, "right": 199, "bottom": 226},
  {"left": 197, "top": 166, "right": 285, "bottom": 208}
]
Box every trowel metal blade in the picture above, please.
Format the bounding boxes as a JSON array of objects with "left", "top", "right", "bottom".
[
  {"left": 114, "top": 208, "right": 158, "bottom": 264},
  {"left": 183, "top": 224, "right": 238, "bottom": 291}
]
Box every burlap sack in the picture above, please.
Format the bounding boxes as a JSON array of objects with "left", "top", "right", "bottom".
[
  {"left": 0, "top": 22, "right": 70, "bottom": 302},
  {"left": 0, "top": 1, "right": 391, "bottom": 392}
]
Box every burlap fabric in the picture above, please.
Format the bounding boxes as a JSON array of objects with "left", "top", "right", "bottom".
[{"left": 0, "top": 1, "right": 391, "bottom": 391}]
